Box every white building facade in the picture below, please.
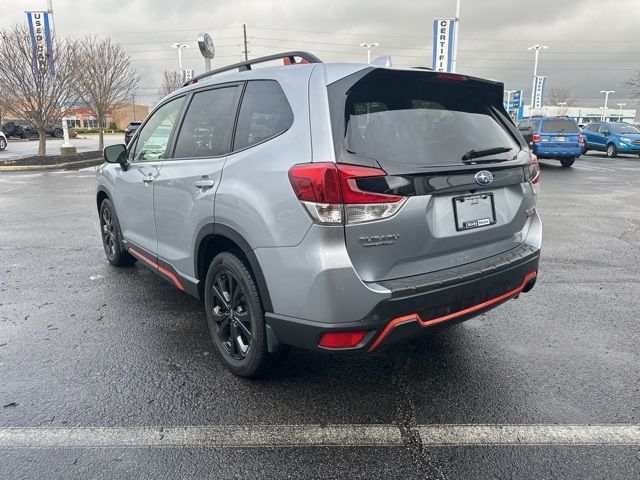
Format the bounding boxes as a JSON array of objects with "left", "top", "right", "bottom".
[{"left": 522, "top": 105, "right": 637, "bottom": 124}]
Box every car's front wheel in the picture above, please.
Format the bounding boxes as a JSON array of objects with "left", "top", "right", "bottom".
[
  {"left": 99, "top": 199, "right": 136, "bottom": 266},
  {"left": 560, "top": 157, "right": 575, "bottom": 168},
  {"left": 606, "top": 144, "right": 617, "bottom": 158},
  {"left": 205, "top": 252, "right": 287, "bottom": 377},
  {"left": 53, "top": 128, "right": 63, "bottom": 138}
]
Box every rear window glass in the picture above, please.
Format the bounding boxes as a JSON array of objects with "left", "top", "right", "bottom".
[
  {"left": 539, "top": 118, "right": 580, "bottom": 133},
  {"left": 332, "top": 70, "right": 519, "bottom": 169}
]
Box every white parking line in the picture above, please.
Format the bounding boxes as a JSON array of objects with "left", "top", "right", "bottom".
[{"left": 0, "top": 424, "right": 638, "bottom": 449}]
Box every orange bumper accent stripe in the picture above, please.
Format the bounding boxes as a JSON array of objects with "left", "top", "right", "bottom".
[
  {"left": 367, "top": 271, "right": 537, "bottom": 352},
  {"left": 128, "top": 247, "right": 185, "bottom": 292}
]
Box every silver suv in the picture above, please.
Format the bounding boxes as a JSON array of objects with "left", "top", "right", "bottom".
[{"left": 98, "top": 52, "right": 541, "bottom": 377}]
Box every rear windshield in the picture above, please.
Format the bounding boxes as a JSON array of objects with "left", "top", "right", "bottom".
[
  {"left": 611, "top": 123, "right": 640, "bottom": 134},
  {"left": 539, "top": 118, "right": 579, "bottom": 133},
  {"left": 332, "top": 70, "right": 519, "bottom": 169}
]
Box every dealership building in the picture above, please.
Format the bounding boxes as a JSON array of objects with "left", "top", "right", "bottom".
[{"left": 522, "top": 105, "right": 637, "bottom": 124}]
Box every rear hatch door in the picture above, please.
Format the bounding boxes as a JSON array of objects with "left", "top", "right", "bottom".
[
  {"left": 327, "top": 68, "right": 536, "bottom": 282},
  {"left": 539, "top": 117, "right": 581, "bottom": 148}
]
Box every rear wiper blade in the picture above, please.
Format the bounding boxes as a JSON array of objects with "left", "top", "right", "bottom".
[{"left": 461, "top": 146, "right": 513, "bottom": 162}]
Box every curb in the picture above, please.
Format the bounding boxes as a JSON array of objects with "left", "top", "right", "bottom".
[{"left": 0, "top": 158, "right": 103, "bottom": 172}]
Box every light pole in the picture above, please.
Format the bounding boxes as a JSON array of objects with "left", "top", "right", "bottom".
[
  {"left": 617, "top": 103, "right": 626, "bottom": 121},
  {"left": 172, "top": 43, "right": 188, "bottom": 70},
  {"left": 451, "top": 0, "right": 461, "bottom": 73},
  {"left": 557, "top": 101, "right": 567, "bottom": 115},
  {"left": 600, "top": 90, "right": 615, "bottom": 121},
  {"left": 359, "top": 42, "right": 379, "bottom": 63},
  {"left": 528, "top": 44, "right": 548, "bottom": 115}
]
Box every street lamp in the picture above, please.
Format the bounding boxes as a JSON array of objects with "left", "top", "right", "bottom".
[
  {"left": 557, "top": 101, "right": 567, "bottom": 114},
  {"left": 171, "top": 43, "right": 189, "bottom": 70},
  {"left": 617, "top": 103, "right": 626, "bottom": 121},
  {"left": 359, "top": 42, "right": 379, "bottom": 63},
  {"left": 504, "top": 90, "right": 515, "bottom": 115},
  {"left": 528, "top": 44, "right": 548, "bottom": 115},
  {"left": 600, "top": 90, "right": 615, "bottom": 121}
]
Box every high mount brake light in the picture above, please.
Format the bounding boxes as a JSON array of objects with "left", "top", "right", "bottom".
[
  {"left": 288, "top": 163, "right": 406, "bottom": 225},
  {"left": 435, "top": 73, "right": 468, "bottom": 81}
]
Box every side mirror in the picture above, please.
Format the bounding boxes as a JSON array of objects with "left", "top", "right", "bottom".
[
  {"left": 603, "top": 131, "right": 611, "bottom": 136},
  {"left": 104, "top": 144, "right": 127, "bottom": 165}
]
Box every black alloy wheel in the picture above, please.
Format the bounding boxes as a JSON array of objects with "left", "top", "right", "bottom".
[{"left": 98, "top": 199, "right": 136, "bottom": 266}]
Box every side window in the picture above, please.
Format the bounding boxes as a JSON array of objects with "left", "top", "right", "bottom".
[
  {"left": 598, "top": 124, "right": 609, "bottom": 134},
  {"left": 233, "top": 80, "right": 293, "bottom": 151},
  {"left": 131, "top": 97, "right": 184, "bottom": 162},
  {"left": 173, "top": 86, "right": 241, "bottom": 159}
]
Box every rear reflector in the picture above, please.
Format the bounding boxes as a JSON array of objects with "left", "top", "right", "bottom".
[{"left": 318, "top": 330, "right": 367, "bottom": 349}]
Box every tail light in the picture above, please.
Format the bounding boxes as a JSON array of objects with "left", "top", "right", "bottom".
[
  {"left": 288, "top": 163, "right": 406, "bottom": 225},
  {"left": 529, "top": 154, "right": 540, "bottom": 185},
  {"left": 532, "top": 133, "right": 541, "bottom": 143},
  {"left": 578, "top": 134, "right": 585, "bottom": 145}
]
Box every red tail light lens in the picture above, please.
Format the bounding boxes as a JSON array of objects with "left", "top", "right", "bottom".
[
  {"left": 288, "top": 163, "right": 406, "bottom": 224},
  {"left": 578, "top": 134, "right": 585, "bottom": 145},
  {"left": 318, "top": 330, "right": 367, "bottom": 349},
  {"left": 530, "top": 154, "right": 540, "bottom": 185},
  {"left": 532, "top": 133, "right": 541, "bottom": 143}
]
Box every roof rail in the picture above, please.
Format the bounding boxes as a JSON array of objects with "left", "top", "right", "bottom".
[{"left": 182, "top": 51, "right": 322, "bottom": 87}]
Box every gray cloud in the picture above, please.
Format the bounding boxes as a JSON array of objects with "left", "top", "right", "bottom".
[{"left": 2, "top": 0, "right": 638, "bottom": 107}]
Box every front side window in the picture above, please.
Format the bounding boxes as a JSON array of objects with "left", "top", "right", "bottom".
[
  {"left": 598, "top": 125, "right": 610, "bottom": 134},
  {"left": 173, "top": 86, "right": 241, "bottom": 159},
  {"left": 233, "top": 80, "right": 293, "bottom": 151},
  {"left": 131, "top": 96, "right": 184, "bottom": 162}
]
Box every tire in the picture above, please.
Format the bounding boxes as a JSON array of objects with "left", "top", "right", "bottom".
[
  {"left": 581, "top": 146, "right": 588, "bottom": 155},
  {"left": 205, "top": 252, "right": 288, "bottom": 377},
  {"left": 0, "top": 137, "right": 6, "bottom": 151},
  {"left": 53, "top": 128, "right": 63, "bottom": 138},
  {"left": 560, "top": 157, "right": 575, "bottom": 168},
  {"left": 98, "top": 199, "right": 136, "bottom": 266},
  {"left": 606, "top": 144, "right": 617, "bottom": 158}
]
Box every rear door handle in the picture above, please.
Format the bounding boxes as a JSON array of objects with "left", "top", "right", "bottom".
[
  {"left": 142, "top": 176, "right": 154, "bottom": 184},
  {"left": 195, "top": 179, "right": 215, "bottom": 189}
]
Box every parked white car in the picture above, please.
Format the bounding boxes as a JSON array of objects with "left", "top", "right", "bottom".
[{"left": 0, "top": 131, "right": 7, "bottom": 151}]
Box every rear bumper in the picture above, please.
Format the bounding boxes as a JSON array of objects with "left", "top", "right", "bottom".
[
  {"left": 265, "top": 243, "right": 540, "bottom": 352},
  {"left": 533, "top": 145, "right": 581, "bottom": 158}
]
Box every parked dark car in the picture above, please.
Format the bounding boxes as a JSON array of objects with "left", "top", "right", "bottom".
[
  {"left": 517, "top": 116, "right": 583, "bottom": 167},
  {"left": 124, "top": 121, "right": 142, "bottom": 145},
  {"left": 2, "top": 121, "right": 64, "bottom": 139}
]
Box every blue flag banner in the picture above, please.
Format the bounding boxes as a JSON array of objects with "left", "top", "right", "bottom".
[
  {"left": 532, "top": 76, "right": 546, "bottom": 109},
  {"left": 26, "top": 11, "right": 55, "bottom": 76},
  {"left": 432, "top": 18, "right": 455, "bottom": 72}
]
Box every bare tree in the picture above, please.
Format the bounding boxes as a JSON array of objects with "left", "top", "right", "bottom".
[
  {"left": 547, "top": 88, "right": 573, "bottom": 114},
  {"left": 623, "top": 72, "right": 640, "bottom": 100},
  {"left": 159, "top": 71, "right": 182, "bottom": 98},
  {"left": 0, "top": 25, "right": 81, "bottom": 155},
  {"left": 76, "top": 36, "right": 139, "bottom": 151}
]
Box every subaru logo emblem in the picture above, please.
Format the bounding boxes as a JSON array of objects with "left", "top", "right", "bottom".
[{"left": 474, "top": 170, "right": 494, "bottom": 186}]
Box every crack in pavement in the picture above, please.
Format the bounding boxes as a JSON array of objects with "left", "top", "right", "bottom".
[{"left": 392, "top": 347, "right": 447, "bottom": 479}]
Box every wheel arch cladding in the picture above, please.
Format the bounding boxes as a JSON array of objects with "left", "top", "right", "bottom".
[
  {"left": 195, "top": 223, "right": 273, "bottom": 312},
  {"left": 96, "top": 188, "right": 110, "bottom": 212}
]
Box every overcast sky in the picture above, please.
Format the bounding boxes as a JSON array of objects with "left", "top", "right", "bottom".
[{"left": 2, "top": 0, "right": 639, "bottom": 109}]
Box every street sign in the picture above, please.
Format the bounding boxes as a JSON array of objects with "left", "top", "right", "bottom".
[
  {"left": 180, "top": 69, "right": 196, "bottom": 83},
  {"left": 432, "top": 18, "right": 455, "bottom": 72},
  {"left": 512, "top": 90, "right": 523, "bottom": 109}
]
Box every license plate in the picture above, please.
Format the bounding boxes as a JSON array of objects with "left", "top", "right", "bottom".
[
  {"left": 453, "top": 193, "right": 496, "bottom": 231},
  {"left": 555, "top": 136, "right": 565, "bottom": 142}
]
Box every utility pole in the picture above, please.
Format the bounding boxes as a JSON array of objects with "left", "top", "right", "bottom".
[
  {"left": 359, "top": 43, "right": 379, "bottom": 63},
  {"left": 600, "top": 90, "right": 615, "bottom": 121},
  {"left": 243, "top": 24, "right": 249, "bottom": 61},
  {"left": 132, "top": 91, "right": 137, "bottom": 121},
  {"left": 528, "top": 44, "right": 548, "bottom": 116},
  {"left": 451, "top": 0, "right": 461, "bottom": 73}
]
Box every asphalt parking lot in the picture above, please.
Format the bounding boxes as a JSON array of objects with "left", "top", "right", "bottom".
[
  {"left": 0, "top": 153, "right": 639, "bottom": 479},
  {"left": 0, "top": 134, "right": 123, "bottom": 161}
]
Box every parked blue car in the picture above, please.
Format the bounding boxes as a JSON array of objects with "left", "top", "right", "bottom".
[
  {"left": 517, "top": 116, "right": 582, "bottom": 167},
  {"left": 581, "top": 122, "right": 640, "bottom": 158}
]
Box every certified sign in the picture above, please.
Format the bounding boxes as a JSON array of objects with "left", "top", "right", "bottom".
[
  {"left": 198, "top": 33, "right": 216, "bottom": 59},
  {"left": 432, "top": 18, "right": 455, "bottom": 72}
]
